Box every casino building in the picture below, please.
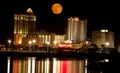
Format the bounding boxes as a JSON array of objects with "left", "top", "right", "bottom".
[
  {"left": 67, "top": 17, "right": 87, "bottom": 43},
  {"left": 14, "top": 8, "right": 36, "bottom": 45}
]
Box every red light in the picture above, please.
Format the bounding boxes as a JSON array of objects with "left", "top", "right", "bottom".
[{"left": 58, "top": 44, "right": 72, "bottom": 48}]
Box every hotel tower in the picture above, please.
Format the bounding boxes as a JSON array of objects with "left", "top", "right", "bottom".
[
  {"left": 92, "top": 29, "right": 114, "bottom": 48},
  {"left": 14, "top": 8, "right": 36, "bottom": 45},
  {"left": 67, "top": 17, "right": 87, "bottom": 43}
]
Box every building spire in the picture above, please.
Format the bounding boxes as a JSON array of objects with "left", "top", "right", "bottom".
[{"left": 26, "top": 8, "right": 33, "bottom": 13}]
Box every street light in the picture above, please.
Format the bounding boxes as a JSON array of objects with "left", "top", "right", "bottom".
[
  {"left": 8, "top": 40, "right": 11, "bottom": 50},
  {"left": 53, "top": 41, "right": 57, "bottom": 53},
  {"left": 105, "top": 42, "right": 110, "bottom": 53},
  {"left": 53, "top": 41, "right": 57, "bottom": 48},
  {"left": 46, "top": 42, "right": 50, "bottom": 53},
  {"left": 105, "top": 42, "right": 110, "bottom": 48},
  {"left": 28, "top": 41, "right": 32, "bottom": 51},
  {"left": 32, "top": 39, "right": 36, "bottom": 44},
  {"left": 86, "top": 41, "right": 89, "bottom": 45},
  {"left": 32, "top": 39, "right": 36, "bottom": 51}
]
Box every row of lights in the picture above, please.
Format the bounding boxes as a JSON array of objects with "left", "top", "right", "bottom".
[
  {"left": 7, "top": 39, "right": 110, "bottom": 48},
  {"left": 28, "top": 39, "right": 36, "bottom": 46}
]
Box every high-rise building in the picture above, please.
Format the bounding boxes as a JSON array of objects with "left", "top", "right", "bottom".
[
  {"left": 67, "top": 17, "right": 87, "bottom": 43},
  {"left": 14, "top": 8, "right": 36, "bottom": 45},
  {"left": 92, "top": 29, "right": 114, "bottom": 48}
]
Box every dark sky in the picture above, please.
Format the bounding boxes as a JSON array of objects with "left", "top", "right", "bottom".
[{"left": 0, "top": 0, "right": 120, "bottom": 44}]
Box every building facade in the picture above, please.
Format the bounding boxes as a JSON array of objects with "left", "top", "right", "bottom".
[
  {"left": 21, "top": 30, "right": 66, "bottom": 48},
  {"left": 92, "top": 29, "right": 114, "bottom": 48},
  {"left": 67, "top": 17, "right": 87, "bottom": 43},
  {"left": 14, "top": 8, "right": 36, "bottom": 45}
]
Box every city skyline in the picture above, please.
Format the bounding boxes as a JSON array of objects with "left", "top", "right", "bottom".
[{"left": 0, "top": 0, "right": 120, "bottom": 44}]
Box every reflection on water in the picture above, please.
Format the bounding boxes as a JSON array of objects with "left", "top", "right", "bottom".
[{"left": 7, "top": 57, "right": 105, "bottom": 73}]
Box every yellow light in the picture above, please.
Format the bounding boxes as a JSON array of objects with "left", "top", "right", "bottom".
[
  {"left": 18, "top": 42, "right": 22, "bottom": 44},
  {"left": 45, "top": 58, "right": 50, "bottom": 73}
]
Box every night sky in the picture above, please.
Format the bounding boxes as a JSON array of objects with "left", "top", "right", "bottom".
[{"left": 0, "top": 0, "right": 120, "bottom": 44}]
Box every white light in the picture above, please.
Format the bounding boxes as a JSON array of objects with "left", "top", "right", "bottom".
[
  {"left": 46, "top": 42, "right": 50, "bottom": 45},
  {"left": 28, "top": 41, "right": 32, "bottom": 45},
  {"left": 54, "top": 41, "right": 57, "bottom": 44},
  {"left": 33, "top": 39, "right": 36, "bottom": 44},
  {"left": 105, "top": 42, "right": 110, "bottom": 46},
  {"left": 85, "top": 67, "right": 87, "bottom": 73},
  {"left": 8, "top": 40, "right": 11, "bottom": 43},
  {"left": 100, "top": 29, "right": 108, "bottom": 32},
  {"left": 86, "top": 41, "right": 89, "bottom": 45},
  {"left": 85, "top": 58, "right": 88, "bottom": 66},
  {"left": 28, "top": 57, "right": 31, "bottom": 73},
  {"left": 45, "top": 58, "right": 50, "bottom": 73},
  {"left": 7, "top": 57, "right": 10, "bottom": 73},
  {"left": 53, "top": 58, "right": 57, "bottom": 73},
  {"left": 104, "top": 59, "right": 109, "bottom": 62},
  {"left": 32, "top": 57, "right": 36, "bottom": 73}
]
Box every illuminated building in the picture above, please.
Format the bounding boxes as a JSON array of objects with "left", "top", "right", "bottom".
[
  {"left": 22, "top": 36, "right": 43, "bottom": 47},
  {"left": 21, "top": 30, "right": 66, "bottom": 48},
  {"left": 67, "top": 17, "right": 87, "bottom": 43},
  {"left": 14, "top": 8, "right": 36, "bottom": 45},
  {"left": 92, "top": 29, "right": 114, "bottom": 48}
]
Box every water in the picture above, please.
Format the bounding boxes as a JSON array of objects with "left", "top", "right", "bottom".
[
  {"left": 0, "top": 52, "right": 118, "bottom": 73},
  {"left": 7, "top": 56, "right": 113, "bottom": 73}
]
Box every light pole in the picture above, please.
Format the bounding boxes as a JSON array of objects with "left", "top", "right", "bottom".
[
  {"left": 32, "top": 39, "right": 36, "bottom": 51},
  {"left": 105, "top": 42, "right": 110, "bottom": 48},
  {"left": 8, "top": 40, "right": 11, "bottom": 50},
  {"left": 28, "top": 41, "right": 32, "bottom": 51},
  {"left": 46, "top": 42, "right": 50, "bottom": 53},
  {"left": 85, "top": 41, "right": 89, "bottom": 45},
  {"left": 53, "top": 41, "right": 57, "bottom": 53},
  {"left": 105, "top": 42, "right": 110, "bottom": 53}
]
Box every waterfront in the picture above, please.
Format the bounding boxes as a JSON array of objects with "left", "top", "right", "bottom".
[{"left": 0, "top": 51, "right": 120, "bottom": 73}]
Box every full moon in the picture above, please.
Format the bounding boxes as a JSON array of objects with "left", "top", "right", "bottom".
[{"left": 52, "top": 3, "right": 63, "bottom": 14}]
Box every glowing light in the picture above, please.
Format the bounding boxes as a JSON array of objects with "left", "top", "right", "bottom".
[
  {"left": 28, "top": 41, "right": 32, "bottom": 45},
  {"left": 100, "top": 29, "right": 108, "bottom": 32},
  {"left": 58, "top": 43, "right": 72, "bottom": 48},
  {"left": 85, "top": 59, "right": 88, "bottom": 66},
  {"left": 54, "top": 41, "right": 57, "bottom": 44},
  {"left": 7, "top": 57, "right": 10, "bottom": 73},
  {"left": 27, "top": 8, "right": 33, "bottom": 13},
  {"left": 45, "top": 58, "right": 50, "bottom": 73},
  {"left": 13, "top": 58, "right": 18, "bottom": 73},
  {"left": 85, "top": 67, "right": 87, "bottom": 73},
  {"left": 56, "top": 59, "right": 61, "bottom": 73},
  {"left": 8, "top": 40, "right": 11, "bottom": 44},
  {"left": 33, "top": 39, "right": 36, "bottom": 44},
  {"left": 52, "top": 3, "right": 63, "bottom": 14},
  {"left": 74, "top": 17, "right": 79, "bottom": 21},
  {"left": 62, "top": 60, "right": 67, "bottom": 73},
  {"left": 66, "top": 60, "right": 72, "bottom": 73},
  {"left": 104, "top": 59, "right": 109, "bottom": 62},
  {"left": 18, "top": 41, "right": 21, "bottom": 44},
  {"left": 53, "top": 58, "right": 57, "bottom": 73},
  {"left": 41, "top": 60, "right": 44, "bottom": 73},
  {"left": 105, "top": 42, "right": 110, "bottom": 46},
  {"left": 28, "top": 57, "right": 31, "bottom": 73},
  {"left": 32, "top": 57, "right": 36, "bottom": 73}
]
